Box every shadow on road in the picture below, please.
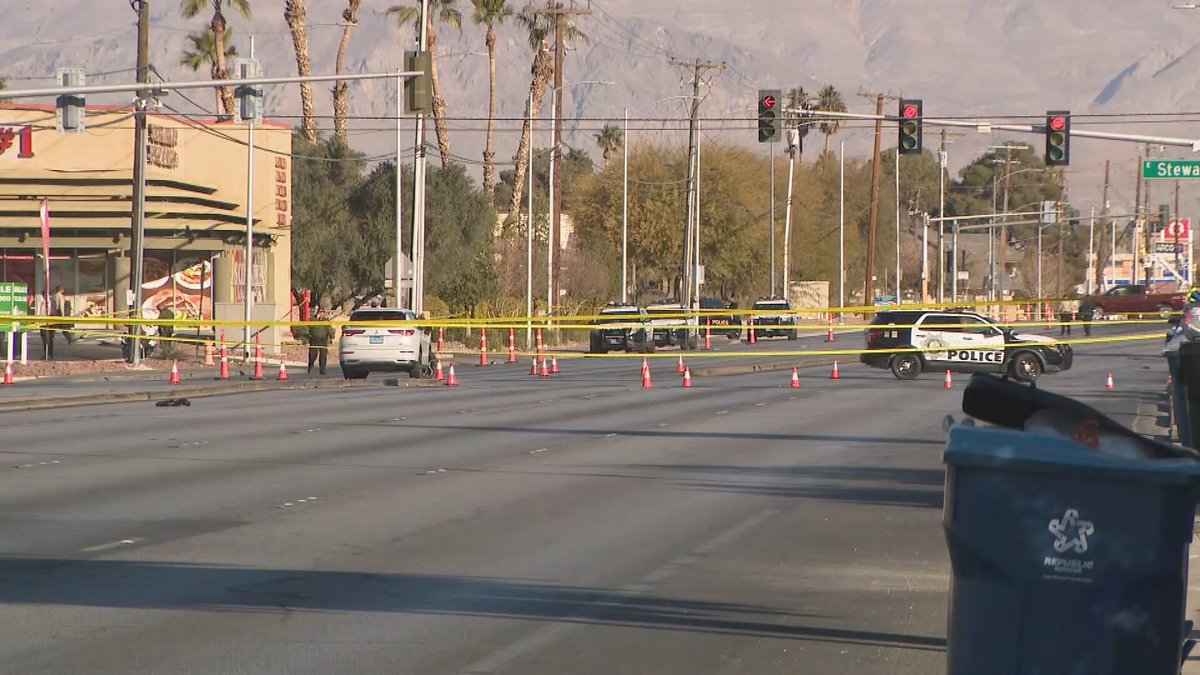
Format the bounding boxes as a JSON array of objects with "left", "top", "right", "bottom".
[{"left": 0, "top": 558, "right": 946, "bottom": 652}]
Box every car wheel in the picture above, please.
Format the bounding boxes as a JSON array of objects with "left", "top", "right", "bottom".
[
  {"left": 687, "top": 335, "right": 699, "bottom": 351},
  {"left": 589, "top": 334, "right": 602, "bottom": 354},
  {"left": 788, "top": 329, "right": 798, "bottom": 341},
  {"left": 727, "top": 330, "right": 740, "bottom": 340},
  {"left": 1010, "top": 352, "right": 1043, "bottom": 383},
  {"left": 1158, "top": 304, "right": 1175, "bottom": 318},
  {"left": 343, "top": 367, "right": 368, "bottom": 380},
  {"left": 890, "top": 354, "right": 922, "bottom": 380}
]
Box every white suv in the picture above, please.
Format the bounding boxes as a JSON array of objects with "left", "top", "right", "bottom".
[{"left": 338, "top": 307, "right": 434, "bottom": 380}]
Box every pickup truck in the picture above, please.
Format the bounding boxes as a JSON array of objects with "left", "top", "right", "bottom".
[{"left": 1079, "top": 284, "right": 1187, "bottom": 320}]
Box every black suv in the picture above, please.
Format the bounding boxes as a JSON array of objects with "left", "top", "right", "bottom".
[
  {"left": 589, "top": 305, "right": 654, "bottom": 354},
  {"left": 749, "top": 297, "right": 798, "bottom": 340},
  {"left": 860, "top": 309, "right": 1073, "bottom": 382},
  {"left": 699, "top": 297, "right": 741, "bottom": 339}
]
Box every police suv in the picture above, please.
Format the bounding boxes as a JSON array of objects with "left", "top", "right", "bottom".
[{"left": 860, "top": 309, "right": 1072, "bottom": 383}]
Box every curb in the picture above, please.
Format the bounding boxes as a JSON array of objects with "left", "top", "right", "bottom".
[{"left": 0, "top": 378, "right": 431, "bottom": 414}]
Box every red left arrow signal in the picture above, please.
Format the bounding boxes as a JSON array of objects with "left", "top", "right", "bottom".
[{"left": 761, "top": 95, "right": 776, "bottom": 109}]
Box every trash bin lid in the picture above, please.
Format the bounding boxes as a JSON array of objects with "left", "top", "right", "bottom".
[{"left": 945, "top": 426, "right": 1200, "bottom": 486}]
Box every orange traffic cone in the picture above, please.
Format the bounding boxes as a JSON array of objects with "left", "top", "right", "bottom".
[
  {"left": 479, "top": 329, "right": 489, "bottom": 367},
  {"left": 203, "top": 340, "right": 215, "bottom": 366},
  {"left": 169, "top": 360, "right": 181, "bottom": 385},
  {"left": 642, "top": 364, "right": 653, "bottom": 389},
  {"left": 508, "top": 328, "right": 517, "bottom": 364},
  {"left": 641, "top": 358, "right": 650, "bottom": 378},
  {"left": 536, "top": 328, "right": 544, "bottom": 352},
  {"left": 944, "top": 369, "right": 953, "bottom": 389},
  {"left": 3, "top": 362, "right": 12, "bottom": 386},
  {"left": 550, "top": 355, "right": 559, "bottom": 375},
  {"left": 826, "top": 318, "right": 835, "bottom": 343},
  {"left": 446, "top": 363, "right": 460, "bottom": 387},
  {"left": 790, "top": 367, "right": 800, "bottom": 389},
  {"left": 251, "top": 333, "right": 264, "bottom": 380},
  {"left": 749, "top": 325, "right": 757, "bottom": 345},
  {"left": 1045, "top": 303, "right": 1053, "bottom": 330},
  {"left": 539, "top": 358, "right": 549, "bottom": 378},
  {"left": 277, "top": 362, "right": 289, "bottom": 381},
  {"left": 676, "top": 354, "right": 686, "bottom": 374},
  {"left": 682, "top": 366, "right": 693, "bottom": 388},
  {"left": 435, "top": 358, "right": 444, "bottom": 381},
  {"left": 437, "top": 327, "right": 445, "bottom": 354},
  {"left": 1105, "top": 372, "right": 1115, "bottom": 390},
  {"left": 704, "top": 326, "right": 712, "bottom": 350},
  {"left": 830, "top": 360, "right": 841, "bottom": 380},
  {"left": 530, "top": 357, "right": 539, "bottom": 376},
  {"left": 218, "top": 330, "right": 229, "bottom": 380}
]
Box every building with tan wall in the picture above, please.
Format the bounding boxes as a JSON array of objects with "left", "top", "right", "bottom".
[{"left": 0, "top": 104, "right": 292, "bottom": 347}]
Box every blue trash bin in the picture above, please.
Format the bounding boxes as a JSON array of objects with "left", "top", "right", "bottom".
[
  {"left": 944, "top": 425, "right": 1200, "bottom": 675},
  {"left": 1166, "top": 350, "right": 1190, "bottom": 447}
]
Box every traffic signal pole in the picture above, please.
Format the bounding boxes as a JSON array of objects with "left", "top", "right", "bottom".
[{"left": 129, "top": 0, "right": 149, "bottom": 365}]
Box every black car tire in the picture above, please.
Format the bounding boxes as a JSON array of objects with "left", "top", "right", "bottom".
[
  {"left": 1158, "top": 304, "right": 1174, "bottom": 318},
  {"left": 589, "top": 333, "right": 603, "bottom": 354},
  {"left": 687, "top": 334, "right": 699, "bottom": 351},
  {"left": 343, "top": 367, "right": 369, "bottom": 380},
  {"left": 788, "top": 329, "right": 798, "bottom": 341},
  {"left": 1010, "top": 352, "right": 1043, "bottom": 383},
  {"left": 890, "top": 354, "right": 922, "bottom": 380},
  {"left": 727, "top": 330, "right": 740, "bottom": 340},
  {"left": 1086, "top": 306, "right": 1104, "bottom": 321}
]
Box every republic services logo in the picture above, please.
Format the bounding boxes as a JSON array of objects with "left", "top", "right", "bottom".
[{"left": 1049, "top": 509, "right": 1094, "bottom": 554}]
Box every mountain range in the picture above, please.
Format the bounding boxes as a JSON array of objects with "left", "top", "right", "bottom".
[{"left": 3, "top": 0, "right": 1200, "bottom": 217}]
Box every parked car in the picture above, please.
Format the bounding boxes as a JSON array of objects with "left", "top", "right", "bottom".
[
  {"left": 1079, "top": 284, "right": 1187, "bottom": 320},
  {"left": 646, "top": 302, "right": 699, "bottom": 350},
  {"left": 338, "top": 307, "right": 433, "bottom": 380},
  {"left": 748, "top": 297, "right": 798, "bottom": 340},
  {"left": 860, "top": 309, "right": 1072, "bottom": 383},
  {"left": 589, "top": 304, "right": 653, "bottom": 354},
  {"left": 699, "top": 297, "right": 741, "bottom": 339}
]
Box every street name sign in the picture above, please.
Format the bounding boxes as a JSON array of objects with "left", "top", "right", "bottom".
[{"left": 1144, "top": 160, "right": 1200, "bottom": 180}]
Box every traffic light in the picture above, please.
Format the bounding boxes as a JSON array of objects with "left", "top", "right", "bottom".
[
  {"left": 233, "top": 58, "right": 263, "bottom": 124},
  {"left": 405, "top": 51, "right": 433, "bottom": 114},
  {"left": 757, "top": 89, "right": 781, "bottom": 143},
  {"left": 55, "top": 68, "right": 85, "bottom": 133},
  {"left": 1160, "top": 203, "right": 1171, "bottom": 234},
  {"left": 897, "top": 99, "right": 922, "bottom": 154},
  {"left": 1045, "top": 111, "right": 1070, "bottom": 166}
]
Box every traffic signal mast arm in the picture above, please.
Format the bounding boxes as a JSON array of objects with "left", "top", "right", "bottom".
[
  {"left": 0, "top": 70, "right": 422, "bottom": 101},
  {"left": 793, "top": 108, "right": 1200, "bottom": 151}
]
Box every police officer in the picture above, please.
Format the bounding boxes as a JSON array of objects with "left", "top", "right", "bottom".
[{"left": 307, "top": 310, "right": 334, "bottom": 376}]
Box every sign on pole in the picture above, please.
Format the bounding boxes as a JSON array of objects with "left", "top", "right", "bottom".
[{"left": 1144, "top": 160, "right": 1200, "bottom": 180}]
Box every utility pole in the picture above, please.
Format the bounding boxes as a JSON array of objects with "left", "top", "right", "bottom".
[
  {"left": 864, "top": 94, "right": 884, "bottom": 308},
  {"left": 1144, "top": 146, "right": 1155, "bottom": 285},
  {"left": 1175, "top": 180, "right": 1183, "bottom": 284},
  {"left": 671, "top": 57, "right": 723, "bottom": 306},
  {"left": 1056, "top": 172, "right": 1066, "bottom": 299},
  {"left": 1096, "top": 160, "right": 1110, "bottom": 291},
  {"left": 997, "top": 147, "right": 1013, "bottom": 301},
  {"left": 546, "top": 1, "right": 591, "bottom": 312},
  {"left": 1134, "top": 148, "right": 1144, "bottom": 285},
  {"left": 411, "top": 0, "right": 430, "bottom": 315},
  {"left": 129, "top": 0, "right": 150, "bottom": 365}
]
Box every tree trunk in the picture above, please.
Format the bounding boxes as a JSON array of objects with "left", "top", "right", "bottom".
[
  {"left": 211, "top": 10, "right": 236, "bottom": 119},
  {"left": 285, "top": 0, "right": 318, "bottom": 142},
  {"left": 823, "top": 131, "right": 831, "bottom": 156},
  {"left": 482, "top": 26, "right": 498, "bottom": 205},
  {"left": 333, "top": 0, "right": 362, "bottom": 143},
  {"left": 507, "top": 40, "right": 553, "bottom": 221},
  {"left": 427, "top": 18, "right": 452, "bottom": 166}
]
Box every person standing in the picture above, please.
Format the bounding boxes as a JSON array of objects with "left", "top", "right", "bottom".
[
  {"left": 53, "top": 286, "right": 74, "bottom": 345},
  {"left": 35, "top": 292, "right": 53, "bottom": 360},
  {"left": 307, "top": 310, "right": 334, "bottom": 376},
  {"left": 1058, "top": 297, "right": 1078, "bottom": 337}
]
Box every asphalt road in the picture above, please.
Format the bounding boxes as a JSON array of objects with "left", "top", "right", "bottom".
[{"left": 0, "top": 327, "right": 1174, "bottom": 674}]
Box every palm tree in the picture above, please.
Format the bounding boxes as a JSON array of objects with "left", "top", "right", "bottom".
[
  {"left": 180, "top": 0, "right": 252, "bottom": 120},
  {"left": 388, "top": 0, "right": 463, "bottom": 167},
  {"left": 507, "top": 2, "right": 586, "bottom": 221},
  {"left": 816, "top": 84, "right": 846, "bottom": 156},
  {"left": 784, "top": 87, "right": 813, "bottom": 163},
  {"left": 180, "top": 27, "right": 237, "bottom": 113},
  {"left": 472, "top": 0, "right": 514, "bottom": 205},
  {"left": 284, "top": 0, "right": 317, "bottom": 142},
  {"left": 594, "top": 124, "right": 622, "bottom": 167},
  {"left": 333, "top": 0, "right": 363, "bottom": 143}
]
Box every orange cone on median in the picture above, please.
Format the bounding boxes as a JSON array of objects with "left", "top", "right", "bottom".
[
  {"left": 944, "top": 369, "right": 953, "bottom": 389},
  {"left": 676, "top": 354, "right": 686, "bottom": 374},
  {"left": 791, "top": 367, "right": 800, "bottom": 389},
  {"left": 479, "top": 329, "right": 489, "bottom": 367},
  {"left": 218, "top": 330, "right": 229, "bottom": 380},
  {"left": 435, "top": 358, "right": 444, "bottom": 381},
  {"left": 277, "top": 362, "right": 289, "bottom": 381},
  {"left": 830, "top": 360, "right": 841, "bottom": 380},
  {"left": 550, "top": 355, "right": 559, "bottom": 375},
  {"left": 642, "top": 364, "right": 653, "bottom": 389},
  {"left": 540, "top": 358, "right": 550, "bottom": 378},
  {"left": 169, "top": 360, "right": 181, "bottom": 385},
  {"left": 446, "top": 363, "right": 460, "bottom": 387},
  {"left": 3, "top": 362, "right": 12, "bottom": 386},
  {"left": 508, "top": 328, "right": 517, "bottom": 364},
  {"left": 1105, "top": 372, "right": 1115, "bottom": 391},
  {"left": 682, "top": 367, "right": 693, "bottom": 388}
]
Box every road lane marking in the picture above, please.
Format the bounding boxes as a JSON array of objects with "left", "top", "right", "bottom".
[
  {"left": 460, "top": 506, "right": 781, "bottom": 674},
  {"left": 81, "top": 538, "right": 142, "bottom": 552}
]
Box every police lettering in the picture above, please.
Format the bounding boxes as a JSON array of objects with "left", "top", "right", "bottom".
[{"left": 947, "top": 350, "right": 1003, "bottom": 363}]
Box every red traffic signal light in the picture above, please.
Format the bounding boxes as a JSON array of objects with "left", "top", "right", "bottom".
[
  {"left": 902, "top": 104, "right": 919, "bottom": 120},
  {"left": 1045, "top": 110, "right": 1070, "bottom": 166},
  {"left": 898, "top": 99, "right": 923, "bottom": 155},
  {"left": 757, "top": 89, "right": 781, "bottom": 143},
  {"left": 761, "top": 94, "right": 777, "bottom": 109},
  {"left": 1049, "top": 116, "right": 1066, "bottom": 132}
]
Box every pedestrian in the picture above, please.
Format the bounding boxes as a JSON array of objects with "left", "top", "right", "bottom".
[
  {"left": 34, "top": 292, "right": 53, "bottom": 360},
  {"left": 1058, "top": 297, "right": 1078, "bottom": 337},
  {"left": 307, "top": 309, "right": 333, "bottom": 376},
  {"left": 53, "top": 285, "right": 74, "bottom": 345}
]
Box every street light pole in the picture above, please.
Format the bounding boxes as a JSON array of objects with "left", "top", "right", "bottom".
[
  {"left": 526, "top": 90, "right": 534, "bottom": 347},
  {"left": 547, "top": 93, "right": 555, "bottom": 317},
  {"left": 622, "top": 106, "right": 629, "bottom": 304},
  {"left": 839, "top": 140, "right": 845, "bottom": 317}
]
